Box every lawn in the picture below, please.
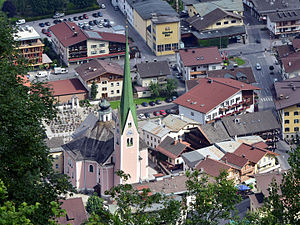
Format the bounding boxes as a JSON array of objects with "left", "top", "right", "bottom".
[
  {"left": 110, "top": 97, "right": 167, "bottom": 109},
  {"left": 232, "top": 57, "right": 246, "bottom": 66}
]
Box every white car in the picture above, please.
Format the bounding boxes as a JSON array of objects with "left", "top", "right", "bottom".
[
  {"left": 101, "top": 3, "right": 106, "bottom": 9},
  {"left": 36, "top": 71, "right": 47, "bottom": 78},
  {"left": 97, "top": 23, "right": 103, "bottom": 28},
  {"left": 138, "top": 113, "right": 146, "bottom": 120},
  {"left": 256, "top": 63, "right": 262, "bottom": 70},
  {"left": 16, "top": 19, "right": 26, "bottom": 25}
]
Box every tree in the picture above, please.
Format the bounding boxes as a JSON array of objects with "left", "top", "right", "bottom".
[
  {"left": 165, "top": 78, "right": 178, "bottom": 97},
  {"left": 149, "top": 81, "right": 161, "bottom": 97},
  {"left": 1, "top": 1, "right": 16, "bottom": 17},
  {"left": 70, "top": 0, "right": 95, "bottom": 9},
  {"left": 0, "top": 15, "right": 74, "bottom": 224},
  {"left": 90, "top": 81, "right": 98, "bottom": 100},
  {"left": 86, "top": 193, "right": 105, "bottom": 215},
  {"left": 184, "top": 170, "right": 242, "bottom": 225}
]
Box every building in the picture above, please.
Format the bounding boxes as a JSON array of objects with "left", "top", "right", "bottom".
[
  {"left": 274, "top": 77, "right": 300, "bottom": 140},
  {"left": 135, "top": 60, "right": 171, "bottom": 98},
  {"left": 50, "top": 22, "right": 127, "bottom": 65},
  {"left": 176, "top": 47, "right": 223, "bottom": 80},
  {"left": 14, "top": 26, "right": 49, "bottom": 67},
  {"left": 126, "top": 0, "right": 180, "bottom": 56},
  {"left": 45, "top": 137, "right": 64, "bottom": 173},
  {"left": 281, "top": 53, "right": 300, "bottom": 79},
  {"left": 75, "top": 59, "right": 123, "bottom": 99},
  {"left": 62, "top": 37, "right": 148, "bottom": 194},
  {"left": 174, "top": 77, "right": 260, "bottom": 124},
  {"left": 47, "top": 78, "right": 88, "bottom": 103},
  {"left": 267, "top": 9, "right": 300, "bottom": 36}
]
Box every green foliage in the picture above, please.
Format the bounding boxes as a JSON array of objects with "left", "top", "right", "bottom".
[
  {"left": 86, "top": 193, "right": 104, "bottom": 215},
  {"left": 149, "top": 79, "right": 178, "bottom": 98},
  {"left": 70, "top": 0, "right": 95, "bottom": 9},
  {"left": 198, "top": 37, "right": 229, "bottom": 48},
  {"left": 184, "top": 170, "right": 242, "bottom": 225},
  {"left": 79, "top": 99, "right": 91, "bottom": 107},
  {"left": 149, "top": 81, "right": 160, "bottom": 97},
  {"left": 232, "top": 57, "right": 246, "bottom": 66},
  {"left": 0, "top": 15, "right": 74, "bottom": 225},
  {"left": 1, "top": 0, "right": 16, "bottom": 17},
  {"left": 90, "top": 81, "right": 98, "bottom": 100},
  {"left": 165, "top": 78, "right": 178, "bottom": 97}
]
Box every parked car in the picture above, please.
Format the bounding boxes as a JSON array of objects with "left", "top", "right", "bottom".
[
  {"left": 149, "top": 101, "right": 156, "bottom": 106},
  {"left": 36, "top": 71, "right": 47, "bottom": 78},
  {"left": 98, "top": 23, "right": 103, "bottom": 28},
  {"left": 256, "top": 39, "right": 261, "bottom": 44},
  {"left": 92, "top": 13, "right": 99, "bottom": 18},
  {"left": 138, "top": 114, "right": 146, "bottom": 120},
  {"left": 45, "top": 22, "right": 51, "bottom": 26},
  {"left": 145, "top": 112, "right": 151, "bottom": 118},
  {"left": 166, "top": 98, "right": 172, "bottom": 103},
  {"left": 256, "top": 63, "right": 262, "bottom": 70},
  {"left": 160, "top": 110, "right": 167, "bottom": 116},
  {"left": 141, "top": 102, "right": 148, "bottom": 107},
  {"left": 79, "top": 16, "right": 84, "bottom": 20},
  {"left": 53, "top": 19, "right": 62, "bottom": 24},
  {"left": 73, "top": 16, "right": 79, "bottom": 21},
  {"left": 39, "top": 22, "right": 45, "bottom": 27},
  {"left": 42, "top": 28, "right": 47, "bottom": 34},
  {"left": 16, "top": 19, "right": 26, "bottom": 25},
  {"left": 101, "top": 3, "right": 106, "bottom": 8},
  {"left": 166, "top": 109, "right": 177, "bottom": 114},
  {"left": 47, "top": 33, "right": 52, "bottom": 37},
  {"left": 83, "top": 14, "right": 88, "bottom": 19},
  {"left": 155, "top": 99, "right": 162, "bottom": 105},
  {"left": 153, "top": 111, "right": 160, "bottom": 116},
  {"left": 98, "top": 12, "right": 103, "bottom": 17},
  {"left": 89, "top": 21, "right": 95, "bottom": 26},
  {"left": 93, "top": 20, "right": 99, "bottom": 25},
  {"left": 172, "top": 96, "right": 177, "bottom": 101},
  {"left": 68, "top": 18, "right": 73, "bottom": 22}
]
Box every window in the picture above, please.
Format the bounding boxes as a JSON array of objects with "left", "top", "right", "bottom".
[
  {"left": 165, "top": 44, "right": 171, "bottom": 51},
  {"left": 158, "top": 45, "right": 164, "bottom": 52},
  {"left": 284, "top": 112, "right": 289, "bottom": 116},
  {"left": 102, "top": 81, "right": 107, "bottom": 84},
  {"left": 128, "top": 122, "right": 132, "bottom": 128},
  {"left": 224, "top": 21, "right": 229, "bottom": 25},
  {"left": 91, "top": 45, "right": 97, "bottom": 48},
  {"left": 151, "top": 136, "right": 153, "bottom": 140},
  {"left": 127, "top": 138, "right": 133, "bottom": 146},
  {"left": 71, "top": 172, "right": 74, "bottom": 179},
  {"left": 216, "top": 22, "right": 221, "bottom": 25},
  {"left": 55, "top": 164, "right": 59, "bottom": 169},
  {"left": 91, "top": 51, "right": 97, "bottom": 55},
  {"left": 89, "top": 165, "right": 94, "bottom": 173},
  {"left": 191, "top": 112, "right": 194, "bottom": 116},
  {"left": 212, "top": 65, "right": 216, "bottom": 70},
  {"left": 294, "top": 111, "right": 299, "bottom": 116},
  {"left": 285, "top": 120, "right": 290, "bottom": 124},
  {"left": 102, "top": 87, "right": 107, "bottom": 91},
  {"left": 231, "top": 20, "right": 236, "bottom": 23},
  {"left": 236, "top": 97, "right": 240, "bottom": 102},
  {"left": 117, "top": 82, "right": 120, "bottom": 86},
  {"left": 297, "top": 104, "right": 300, "bottom": 107},
  {"left": 99, "top": 43, "right": 105, "bottom": 47},
  {"left": 154, "top": 138, "right": 156, "bottom": 142},
  {"left": 226, "top": 101, "right": 229, "bottom": 105},
  {"left": 147, "top": 134, "right": 149, "bottom": 138},
  {"left": 230, "top": 99, "right": 234, "bottom": 104},
  {"left": 295, "top": 127, "right": 299, "bottom": 131},
  {"left": 295, "top": 119, "right": 299, "bottom": 123},
  {"left": 111, "top": 90, "right": 114, "bottom": 94},
  {"left": 111, "top": 83, "right": 114, "bottom": 87},
  {"left": 172, "top": 43, "right": 178, "bottom": 50},
  {"left": 99, "top": 169, "right": 101, "bottom": 175},
  {"left": 285, "top": 127, "right": 290, "bottom": 132},
  {"left": 100, "top": 50, "right": 106, "bottom": 53},
  {"left": 55, "top": 155, "right": 59, "bottom": 159}
]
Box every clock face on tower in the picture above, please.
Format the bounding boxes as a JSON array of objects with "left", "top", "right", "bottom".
[{"left": 127, "top": 129, "right": 133, "bottom": 135}]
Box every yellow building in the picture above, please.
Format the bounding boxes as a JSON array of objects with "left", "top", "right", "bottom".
[
  {"left": 274, "top": 77, "right": 300, "bottom": 141},
  {"left": 46, "top": 137, "right": 64, "bottom": 174},
  {"left": 131, "top": 0, "right": 180, "bottom": 56}
]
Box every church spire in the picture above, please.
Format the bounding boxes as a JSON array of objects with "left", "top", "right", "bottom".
[{"left": 119, "top": 27, "right": 137, "bottom": 133}]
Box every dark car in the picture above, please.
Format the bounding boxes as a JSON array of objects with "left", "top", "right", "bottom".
[
  {"left": 149, "top": 101, "right": 156, "bottom": 106},
  {"left": 45, "top": 21, "right": 51, "bottom": 26},
  {"left": 92, "top": 13, "right": 99, "bottom": 18},
  {"left": 172, "top": 96, "right": 177, "bottom": 101},
  {"left": 166, "top": 109, "right": 176, "bottom": 114},
  {"left": 42, "top": 28, "right": 47, "bottom": 34},
  {"left": 68, "top": 18, "right": 73, "bottom": 21},
  {"left": 145, "top": 112, "right": 150, "bottom": 118},
  {"left": 93, "top": 20, "right": 99, "bottom": 25},
  {"left": 141, "top": 102, "right": 148, "bottom": 107},
  {"left": 89, "top": 21, "right": 95, "bottom": 26},
  {"left": 83, "top": 14, "right": 88, "bottom": 19},
  {"left": 39, "top": 23, "right": 45, "bottom": 27},
  {"left": 166, "top": 98, "right": 172, "bottom": 103},
  {"left": 73, "top": 16, "right": 78, "bottom": 21},
  {"left": 153, "top": 111, "right": 160, "bottom": 116},
  {"left": 79, "top": 16, "right": 84, "bottom": 20},
  {"left": 104, "top": 18, "right": 109, "bottom": 22},
  {"left": 256, "top": 39, "right": 261, "bottom": 44},
  {"left": 98, "top": 12, "right": 103, "bottom": 17},
  {"left": 155, "top": 99, "right": 162, "bottom": 105},
  {"left": 53, "top": 19, "right": 61, "bottom": 24}
]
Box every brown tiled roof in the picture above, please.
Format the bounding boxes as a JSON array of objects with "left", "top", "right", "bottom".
[
  {"left": 47, "top": 78, "right": 87, "bottom": 96},
  {"left": 254, "top": 172, "right": 283, "bottom": 197},
  {"left": 186, "top": 8, "right": 241, "bottom": 32},
  {"left": 75, "top": 59, "right": 123, "bottom": 82},
  {"left": 281, "top": 54, "right": 300, "bottom": 73},
  {"left": 274, "top": 76, "right": 300, "bottom": 110},
  {"left": 207, "top": 67, "right": 256, "bottom": 84},
  {"left": 56, "top": 198, "right": 87, "bottom": 225},
  {"left": 178, "top": 46, "right": 222, "bottom": 67},
  {"left": 221, "top": 152, "right": 248, "bottom": 169},
  {"left": 252, "top": 141, "right": 268, "bottom": 149},
  {"left": 156, "top": 136, "right": 187, "bottom": 159},
  {"left": 276, "top": 45, "right": 294, "bottom": 58},
  {"left": 173, "top": 77, "right": 259, "bottom": 113},
  {"left": 50, "top": 22, "right": 87, "bottom": 47},
  {"left": 234, "top": 143, "right": 278, "bottom": 164},
  {"left": 195, "top": 157, "right": 232, "bottom": 177},
  {"left": 292, "top": 38, "right": 300, "bottom": 50}
]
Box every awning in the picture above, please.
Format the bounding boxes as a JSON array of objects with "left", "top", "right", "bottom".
[
  {"left": 244, "top": 178, "right": 256, "bottom": 185},
  {"left": 236, "top": 184, "right": 250, "bottom": 191}
]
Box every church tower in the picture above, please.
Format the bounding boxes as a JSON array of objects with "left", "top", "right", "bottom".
[{"left": 114, "top": 28, "right": 140, "bottom": 185}]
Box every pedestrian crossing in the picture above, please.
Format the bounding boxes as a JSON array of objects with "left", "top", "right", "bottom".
[{"left": 260, "top": 96, "right": 273, "bottom": 102}]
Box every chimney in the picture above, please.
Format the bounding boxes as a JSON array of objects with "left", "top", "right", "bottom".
[
  {"left": 288, "top": 61, "right": 291, "bottom": 66},
  {"left": 208, "top": 79, "right": 213, "bottom": 83},
  {"left": 145, "top": 60, "right": 149, "bottom": 63},
  {"left": 173, "top": 140, "right": 178, "bottom": 145},
  {"left": 224, "top": 157, "right": 227, "bottom": 164},
  {"left": 73, "top": 32, "right": 78, "bottom": 37},
  {"left": 184, "top": 49, "right": 188, "bottom": 52},
  {"left": 192, "top": 50, "right": 195, "bottom": 53},
  {"left": 154, "top": 58, "right": 157, "bottom": 62},
  {"left": 280, "top": 94, "right": 284, "bottom": 99},
  {"left": 180, "top": 114, "right": 184, "bottom": 120},
  {"left": 158, "top": 118, "right": 161, "bottom": 125},
  {"left": 72, "top": 26, "right": 75, "bottom": 30},
  {"left": 242, "top": 154, "right": 246, "bottom": 158}
]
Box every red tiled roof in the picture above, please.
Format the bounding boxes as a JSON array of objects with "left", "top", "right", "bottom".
[
  {"left": 234, "top": 143, "right": 278, "bottom": 164},
  {"left": 56, "top": 198, "right": 87, "bottom": 225},
  {"left": 173, "top": 77, "right": 259, "bottom": 113},
  {"left": 50, "top": 22, "right": 87, "bottom": 47},
  {"left": 46, "top": 78, "right": 87, "bottom": 96},
  {"left": 195, "top": 157, "right": 232, "bottom": 177},
  {"left": 221, "top": 152, "right": 248, "bottom": 169},
  {"left": 97, "top": 31, "right": 126, "bottom": 43},
  {"left": 252, "top": 141, "right": 268, "bottom": 149},
  {"left": 281, "top": 54, "right": 300, "bottom": 73},
  {"left": 292, "top": 38, "right": 300, "bottom": 50},
  {"left": 178, "top": 47, "right": 222, "bottom": 67}
]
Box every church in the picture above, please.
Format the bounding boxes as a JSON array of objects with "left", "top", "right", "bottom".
[{"left": 62, "top": 35, "right": 148, "bottom": 196}]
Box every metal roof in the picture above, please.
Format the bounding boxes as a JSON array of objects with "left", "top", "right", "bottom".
[
  {"left": 85, "top": 31, "right": 102, "bottom": 39},
  {"left": 195, "top": 145, "right": 225, "bottom": 160},
  {"left": 162, "top": 114, "right": 199, "bottom": 132},
  {"left": 181, "top": 150, "right": 205, "bottom": 168},
  {"left": 142, "top": 121, "right": 170, "bottom": 138}
]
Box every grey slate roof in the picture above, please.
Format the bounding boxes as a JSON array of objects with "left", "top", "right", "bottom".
[
  {"left": 72, "top": 113, "right": 98, "bottom": 139},
  {"left": 191, "top": 25, "right": 246, "bottom": 39},
  {"left": 142, "top": 121, "right": 170, "bottom": 138},
  {"left": 268, "top": 9, "right": 300, "bottom": 22},
  {"left": 221, "top": 110, "right": 281, "bottom": 137},
  {"left": 250, "top": 0, "right": 300, "bottom": 14},
  {"left": 199, "top": 121, "right": 231, "bottom": 143},
  {"left": 156, "top": 136, "right": 187, "bottom": 157},
  {"left": 136, "top": 61, "right": 171, "bottom": 78},
  {"left": 182, "top": 150, "right": 205, "bottom": 168},
  {"left": 127, "top": 0, "right": 178, "bottom": 20},
  {"left": 45, "top": 137, "right": 64, "bottom": 149}
]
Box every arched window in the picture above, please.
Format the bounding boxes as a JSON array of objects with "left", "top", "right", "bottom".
[{"left": 89, "top": 165, "right": 94, "bottom": 173}]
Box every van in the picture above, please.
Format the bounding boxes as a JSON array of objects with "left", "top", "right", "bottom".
[
  {"left": 36, "top": 71, "right": 48, "bottom": 78},
  {"left": 16, "top": 19, "right": 26, "bottom": 25}
]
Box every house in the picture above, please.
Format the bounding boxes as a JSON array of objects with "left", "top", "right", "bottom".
[
  {"left": 45, "top": 137, "right": 64, "bottom": 173},
  {"left": 56, "top": 197, "right": 88, "bottom": 225},
  {"left": 281, "top": 53, "right": 300, "bottom": 79},
  {"left": 75, "top": 59, "right": 123, "bottom": 100},
  {"left": 135, "top": 60, "right": 171, "bottom": 98},
  {"left": 233, "top": 143, "right": 279, "bottom": 174},
  {"left": 195, "top": 157, "right": 240, "bottom": 184},
  {"left": 50, "top": 22, "right": 127, "bottom": 65},
  {"left": 174, "top": 77, "right": 259, "bottom": 124},
  {"left": 274, "top": 76, "right": 300, "bottom": 141},
  {"left": 176, "top": 47, "right": 223, "bottom": 80},
  {"left": 62, "top": 39, "right": 148, "bottom": 194},
  {"left": 249, "top": 172, "right": 283, "bottom": 212},
  {"left": 46, "top": 78, "right": 88, "bottom": 103},
  {"left": 267, "top": 9, "right": 300, "bottom": 37},
  {"left": 14, "top": 26, "right": 51, "bottom": 67},
  {"left": 220, "top": 152, "right": 254, "bottom": 182}
]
